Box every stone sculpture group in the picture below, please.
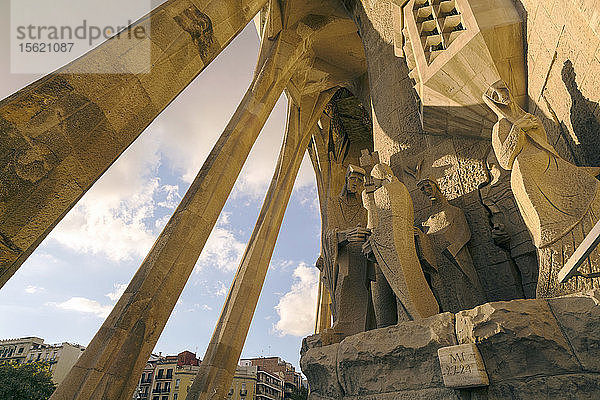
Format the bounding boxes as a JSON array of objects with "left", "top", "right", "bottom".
[
  {"left": 317, "top": 81, "right": 600, "bottom": 342},
  {"left": 1, "top": 0, "right": 600, "bottom": 398}
]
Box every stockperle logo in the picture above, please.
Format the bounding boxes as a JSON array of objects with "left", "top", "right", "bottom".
[{"left": 10, "top": 0, "right": 151, "bottom": 74}]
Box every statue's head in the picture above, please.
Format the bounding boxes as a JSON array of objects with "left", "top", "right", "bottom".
[
  {"left": 371, "top": 163, "right": 394, "bottom": 187},
  {"left": 342, "top": 164, "right": 366, "bottom": 196},
  {"left": 485, "top": 80, "right": 512, "bottom": 106},
  {"left": 417, "top": 178, "right": 442, "bottom": 202}
]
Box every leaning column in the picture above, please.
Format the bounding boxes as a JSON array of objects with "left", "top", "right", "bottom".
[
  {"left": 0, "top": 0, "right": 268, "bottom": 289},
  {"left": 49, "top": 28, "right": 307, "bottom": 400},
  {"left": 187, "top": 89, "right": 336, "bottom": 400}
]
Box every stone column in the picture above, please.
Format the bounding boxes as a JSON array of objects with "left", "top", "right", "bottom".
[
  {"left": 0, "top": 0, "right": 268, "bottom": 288},
  {"left": 187, "top": 89, "right": 335, "bottom": 400},
  {"left": 49, "top": 28, "right": 307, "bottom": 400}
]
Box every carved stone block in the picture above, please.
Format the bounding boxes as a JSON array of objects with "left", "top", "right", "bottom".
[{"left": 437, "top": 343, "right": 489, "bottom": 388}]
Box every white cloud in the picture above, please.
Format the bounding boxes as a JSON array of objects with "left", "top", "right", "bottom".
[
  {"left": 105, "top": 283, "right": 128, "bottom": 302},
  {"left": 52, "top": 297, "right": 113, "bottom": 318},
  {"left": 202, "top": 304, "right": 212, "bottom": 311},
  {"left": 154, "top": 215, "right": 171, "bottom": 231},
  {"left": 273, "top": 262, "right": 319, "bottom": 337},
  {"left": 24, "top": 285, "right": 43, "bottom": 294},
  {"left": 195, "top": 217, "right": 246, "bottom": 273},
  {"left": 157, "top": 185, "right": 181, "bottom": 209},
  {"left": 215, "top": 281, "right": 228, "bottom": 297},
  {"left": 47, "top": 133, "right": 163, "bottom": 262}
]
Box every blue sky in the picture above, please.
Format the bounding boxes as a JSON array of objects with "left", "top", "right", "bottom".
[{"left": 0, "top": 2, "right": 322, "bottom": 371}]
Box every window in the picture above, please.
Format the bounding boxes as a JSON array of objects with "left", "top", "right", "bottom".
[
  {"left": 173, "top": 394, "right": 178, "bottom": 400},
  {"left": 164, "top": 382, "right": 170, "bottom": 392},
  {"left": 152, "top": 397, "right": 158, "bottom": 400},
  {"left": 166, "top": 368, "right": 173, "bottom": 379},
  {"left": 36, "top": 353, "right": 41, "bottom": 361},
  {"left": 51, "top": 352, "right": 57, "bottom": 360},
  {"left": 162, "top": 397, "right": 168, "bottom": 400},
  {"left": 157, "top": 369, "right": 164, "bottom": 379},
  {"left": 18, "top": 347, "right": 24, "bottom": 354},
  {"left": 175, "top": 379, "right": 180, "bottom": 388}
]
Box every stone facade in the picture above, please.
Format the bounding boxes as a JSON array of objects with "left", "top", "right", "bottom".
[
  {"left": 2, "top": 0, "right": 600, "bottom": 398},
  {"left": 301, "top": 290, "right": 600, "bottom": 400}
]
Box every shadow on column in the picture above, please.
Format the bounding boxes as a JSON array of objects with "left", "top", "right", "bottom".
[{"left": 562, "top": 59, "right": 600, "bottom": 167}]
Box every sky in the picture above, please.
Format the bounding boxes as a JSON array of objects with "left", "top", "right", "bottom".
[{"left": 0, "top": 0, "right": 322, "bottom": 371}]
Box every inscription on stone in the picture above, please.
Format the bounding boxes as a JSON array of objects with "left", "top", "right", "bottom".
[{"left": 437, "top": 343, "right": 489, "bottom": 388}]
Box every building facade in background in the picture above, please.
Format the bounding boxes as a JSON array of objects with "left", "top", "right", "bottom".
[
  {"left": 228, "top": 364, "right": 258, "bottom": 400},
  {"left": 133, "top": 353, "right": 303, "bottom": 400},
  {"left": 241, "top": 357, "right": 303, "bottom": 399},
  {"left": 134, "top": 350, "right": 201, "bottom": 400},
  {"left": 0, "top": 336, "right": 85, "bottom": 385}
]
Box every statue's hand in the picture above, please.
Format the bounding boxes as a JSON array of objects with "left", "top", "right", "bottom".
[
  {"left": 346, "top": 225, "right": 371, "bottom": 242},
  {"left": 517, "top": 113, "right": 539, "bottom": 132},
  {"left": 364, "top": 176, "right": 377, "bottom": 194}
]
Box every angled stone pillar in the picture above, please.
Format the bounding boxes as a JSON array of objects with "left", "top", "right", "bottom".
[
  {"left": 0, "top": 0, "right": 268, "bottom": 289},
  {"left": 187, "top": 88, "right": 336, "bottom": 400},
  {"left": 49, "top": 28, "right": 308, "bottom": 400}
]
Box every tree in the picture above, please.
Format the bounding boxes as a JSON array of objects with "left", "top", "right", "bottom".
[
  {"left": 289, "top": 385, "right": 309, "bottom": 400},
  {"left": 0, "top": 361, "right": 56, "bottom": 400}
]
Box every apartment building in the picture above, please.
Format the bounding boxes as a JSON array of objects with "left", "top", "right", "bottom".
[
  {"left": 228, "top": 364, "right": 258, "bottom": 400},
  {"left": 134, "top": 350, "right": 201, "bottom": 400},
  {"left": 241, "top": 357, "right": 302, "bottom": 399},
  {"left": 0, "top": 336, "right": 85, "bottom": 385}
]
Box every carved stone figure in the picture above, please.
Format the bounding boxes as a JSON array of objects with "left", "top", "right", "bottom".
[
  {"left": 479, "top": 151, "right": 539, "bottom": 298},
  {"left": 483, "top": 81, "right": 600, "bottom": 298},
  {"left": 361, "top": 162, "right": 439, "bottom": 327},
  {"left": 418, "top": 178, "right": 486, "bottom": 311},
  {"left": 324, "top": 165, "right": 372, "bottom": 340}
]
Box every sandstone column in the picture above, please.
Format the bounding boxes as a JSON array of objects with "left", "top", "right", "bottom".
[
  {"left": 187, "top": 89, "right": 336, "bottom": 400},
  {"left": 49, "top": 28, "right": 307, "bottom": 400},
  {"left": 0, "top": 0, "right": 268, "bottom": 288}
]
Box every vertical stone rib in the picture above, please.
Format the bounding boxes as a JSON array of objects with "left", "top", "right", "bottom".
[
  {"left": 49, "top": 29, "right": 306, "bottom": 400},
  {"left": 0, "top": 0, "right": 268, "bottom": 288},
  {"left": 187, "top": 89, "right": 336, "bottom": 400}
]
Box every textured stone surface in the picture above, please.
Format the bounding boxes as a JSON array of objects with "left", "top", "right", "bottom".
[
  {"left": 300, "top": 342, "right": 343, "bottom": 400},
  {"left": 303, "top": 294, "right": 600, "bottom": 399},
  {"left": 337, "top": 313, "right": 456, "bottom": 395},
  {"left": 483, "top": 374, "right": 600, "bottom": 400},
  {"left": 438, "top": 344, "right": 489, "bottom": 388},
  {"left": 548, "top": 290, "right": 600, "bottom": 372},
  {"left": 519, "top": 0, "right": 600, "bottom": 167},
  {"left": 456, "top": 299, "right": 580, "bottom": 382},
  {"left": 343, "top": 388, "right": 460, "bottom": 400}
]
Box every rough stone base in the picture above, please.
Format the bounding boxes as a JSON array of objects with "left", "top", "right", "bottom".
[{"left": 301, "top": 290, "right": 600, "bottom": 399}]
